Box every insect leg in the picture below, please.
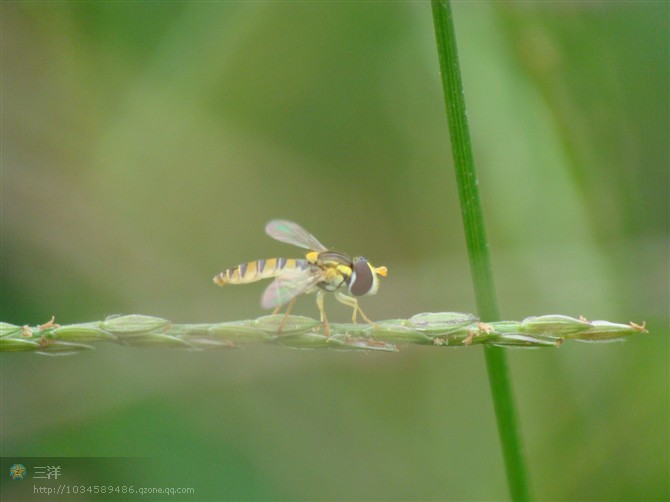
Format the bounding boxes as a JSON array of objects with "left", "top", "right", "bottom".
[
  {"left": 278, "top": 297, "right": 297, "bottom": 333},
  {"left": 315, "top": 289, "right": 331, "bottom": 336},
  {"left": 334, "top": 291, "right": 375, "bottom": 325}
]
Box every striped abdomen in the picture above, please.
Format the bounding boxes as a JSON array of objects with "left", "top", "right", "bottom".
[{"left": 213, "top": 258, "right": 308, "bottom": 286}]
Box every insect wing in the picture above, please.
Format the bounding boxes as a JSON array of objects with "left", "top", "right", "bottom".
[
  {"left": 261, "top": 267, "right": 323, "bottom": 309},
  {"left": 265, "top": 220, "right": 328, "bottom": 252}
]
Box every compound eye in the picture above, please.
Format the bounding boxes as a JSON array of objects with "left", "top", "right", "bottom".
[{"left": 349, "top": 257, "right": 375, "bottom": 296}]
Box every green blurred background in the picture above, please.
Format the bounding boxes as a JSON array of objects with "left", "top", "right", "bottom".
[{"left": 2, "top": 2, "right": 668, "bottom": 500}]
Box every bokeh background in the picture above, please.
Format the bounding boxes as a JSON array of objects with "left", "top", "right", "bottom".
[{"left": 2, "top": 2, "right": 668, "bottom": 500}]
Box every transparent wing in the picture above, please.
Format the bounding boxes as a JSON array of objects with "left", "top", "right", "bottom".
[
  {"left": 261, "top": 267, "right": 324, "bottom": 309},
  {"left": 265, "top": 220, "right": 328, "bottom": 252}
]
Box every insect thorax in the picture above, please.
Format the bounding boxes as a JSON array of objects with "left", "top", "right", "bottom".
[{"left": 313, "top": 250, "right": 353, "bottom": 292}]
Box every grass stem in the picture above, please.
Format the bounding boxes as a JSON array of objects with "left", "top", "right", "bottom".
[{"left": 430, "top": 1, "right": 530, "bottom": 499}]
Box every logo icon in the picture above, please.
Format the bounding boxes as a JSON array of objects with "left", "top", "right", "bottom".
[{"left": 9, "top": 464, "right": 26, "bottom": 480}]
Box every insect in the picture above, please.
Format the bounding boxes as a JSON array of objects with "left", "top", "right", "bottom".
[{"left": 213, "top": 220, "right": 388, "bottom": 335}]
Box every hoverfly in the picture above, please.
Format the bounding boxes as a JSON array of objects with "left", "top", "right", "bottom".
[{"left": 213, "top": 220, "right": 388, "bottom": 335}]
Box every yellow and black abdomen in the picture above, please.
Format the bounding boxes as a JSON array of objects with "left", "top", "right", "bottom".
[{"left": 214, "top": 258, "right": 308, "bottom": 286}]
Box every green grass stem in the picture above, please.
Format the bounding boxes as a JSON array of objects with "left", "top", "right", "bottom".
[
  {"left": 0, "top": 313, "right": 646, "bottom": 354},
  {"left": 431, "top": 1, "right": 529, "bottom": 499}
]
